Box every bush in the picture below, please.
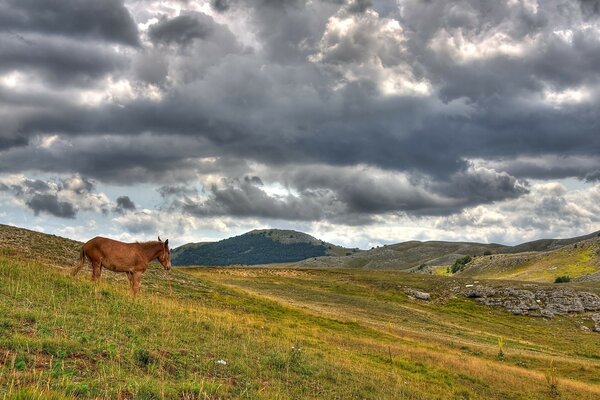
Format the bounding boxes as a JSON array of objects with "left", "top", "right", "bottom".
[
  {"left": 554, "top": 276, "right": 571, "bottom": 283},
  {"left": 451, "top": 256, "right": 472, "bottom": 274},
  {"left": 483, "top": 250, "right": 492, "bottom": 256}
]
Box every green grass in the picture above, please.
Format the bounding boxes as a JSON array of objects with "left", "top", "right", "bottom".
[
  {"left": 1, "top": 224, "right": 600, "bottom": 398},
  {"left": 463, "top": 246, "right": 599, "bottom": 282}
]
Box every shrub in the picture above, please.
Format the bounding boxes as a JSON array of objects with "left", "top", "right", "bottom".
[
  {"left": 554, "top": 276, "right": 571, "bottom": 283},
  {"left": 451, "top": 256, "right": 472, "bottom": 274},
  {"left": 496, "top": 337, "right": 505, "bottom": 361},
  {"left": 545, "top": 361, "right": 560, "bottom": 397},
  {"left": 483, "top": 250, "right": 492, "bottom": 256}
]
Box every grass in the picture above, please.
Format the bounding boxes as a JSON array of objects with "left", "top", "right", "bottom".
[
  {"left": 1, "top": 224, "right": 600, "bottom": 398},
  {"left": 462, "top": 244, "right": 599, "bottom": 282}
]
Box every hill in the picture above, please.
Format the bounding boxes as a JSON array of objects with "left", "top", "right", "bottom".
[
  {"left": 171, "top": 229, "right": 358, "bottom": 266},
  {"left": 297, "top": 240, "right": 506, "bottom": 270},
  {"left": 2, "top": 223, "right": 600, "bottom": 398},
  {"left": 456, "top": 236, "right": 600, "bottom": 282},
  {"left": 499, "top": 231, "right": 600, "bottom": 253}
]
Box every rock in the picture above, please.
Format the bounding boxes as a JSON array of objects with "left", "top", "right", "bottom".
[
  {"left": 541, "top": 309, "right": 555, "bottom": 319},
  {"left": 578, "top": 292, "right": 600, "bottom": 311},
  {"left": 543, "top": 290, "right": 584, "bottom": 315},
  {"left": 405, "top": 288, "right": 431, "bottom": 301},
  {"left": 465, "top": 285, "right": 496, "bottom": 298},
  {"left": 591, "top": 314, "right": 600, "bottom": 332},
  {"left": 463, "top": 285, "right": 600, "bottom": 323},
  {"left": 501, "top": 288, "right": 540, "bottom": 315}
]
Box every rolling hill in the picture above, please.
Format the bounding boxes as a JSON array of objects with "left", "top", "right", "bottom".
[
  {"left": 296, "top": 240, "right": 507, "bottom": 270},
  {"left": 172, "top": 228, "right": 600, "bottom": 284},
  {"left": 457, "top": 235, "right": 600, "bottom": 282},
  {"left": 171, "top": 229, "right": 359, "bottom": 266}
]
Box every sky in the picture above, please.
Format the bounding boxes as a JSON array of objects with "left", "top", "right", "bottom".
[{"left": 1, "top": 0, "right": 600, "bottom": 249}]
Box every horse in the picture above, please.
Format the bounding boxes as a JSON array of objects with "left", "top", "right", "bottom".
[{"left": 72, "top": 236, "right": 171, "bottom": 296}]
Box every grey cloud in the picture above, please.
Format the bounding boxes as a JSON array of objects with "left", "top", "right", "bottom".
[
  {"left": 0, "top": 34, "right": 128, "bottom": 85},
  {"left": 347, "top": 0, "right": 372, "bottom": 14},
  {"left": 580, "top": 0, "right": 600, "bottom": 19},
  {"left": 0, "top": 175, "right": 110, "bottom": 218},
  {"left": 177, "top": 179, "right": 328, "bottom": 221},
  {"left": 0, "top": 0, "right": 600, "bottom": 226},
  {"left": 149, "top": 12, "right": 218, "bottom": 45},
  {"left": 0, "top": 0, "right": 139, "bottom": 46},
  {"left": 0, "top": 136, "right": 28, "bottom": 150},
  {"left": 114, "top": 195, "right": 136, "bottom": 214},
  {"left": 585, "top": 170, "right": 600, "bottom": 182},
  {"left": 211, "top": 0, "right": 231, "bottom": 12},
  {"left": 26, "top": 193, "right": 76, "bottom": 219},
  {"left": 432, "top": 167, "right": 529, "bottom": 205}
]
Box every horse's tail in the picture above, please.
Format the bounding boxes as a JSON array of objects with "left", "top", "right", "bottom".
[{"left": 71, "top": 247, "right": 86, "bottom": 277}]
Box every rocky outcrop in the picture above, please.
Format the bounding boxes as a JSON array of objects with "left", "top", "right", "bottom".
[
  {"left": 463, "top": 285, "right": 600, "bottom": 321},
  {"left": 591, "top": 313, "right": 600, "bottom": 332},
  {"left": 405, "top": 288, "right": 431, "bottom": 301}
]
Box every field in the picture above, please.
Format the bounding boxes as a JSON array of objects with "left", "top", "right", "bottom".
[{"left": 1, "top": 225, "right": 600, "bottom": 399}]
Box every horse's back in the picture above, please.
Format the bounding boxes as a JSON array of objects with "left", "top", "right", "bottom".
[
  {"left": 83, "top": 237, "right": 134, "bottom": 257},
  {"left": 83, "top": 237, "right": 141, "bottom": 270}
]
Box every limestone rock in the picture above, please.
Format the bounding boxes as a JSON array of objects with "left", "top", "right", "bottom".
[{"left": 405, "top": 288, "right": 431, "bottom": 301}]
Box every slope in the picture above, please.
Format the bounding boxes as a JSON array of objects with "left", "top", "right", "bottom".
[
  {"left": 500, "top": 231, "right": 600, "bottom": 254},
  {"left": 458, "top": 236, "right": 600, "bottom": 282},
  {"left": 297, "top": 240, "right": 506, "bottom": 270}
]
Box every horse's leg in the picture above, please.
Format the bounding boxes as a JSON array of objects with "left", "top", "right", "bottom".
[
  {"left": 92, "top": 261, "right": 102, "bottom": 282},
  {"left": 126, "top": 272, "right": 135, "bottom": 294},
  {"left": 132, "top": 271, "right": 143, "bottom": 297}
]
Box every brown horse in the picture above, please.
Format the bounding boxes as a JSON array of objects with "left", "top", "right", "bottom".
[{"left": 72, "top": 236, "right": 171, "bottom": 295}]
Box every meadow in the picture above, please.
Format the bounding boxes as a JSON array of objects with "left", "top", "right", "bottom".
[{"left": 1, "top": 226, "right": 600, "bottom": 399}]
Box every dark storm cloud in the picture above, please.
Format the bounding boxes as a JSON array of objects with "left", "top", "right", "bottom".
[
  {"left": 148, "top": 12, "right": 218, "bottom": 45},
  {"left": 114, "top": 195, "right": 136, "bottom": 214},
  {"left": 26, "top": 193, "right": 76, "bottom": 219},
  {"left": 175, "top": 178, "right": 329, "bottom": 221},
  {"left": 0, "top": 0, "right": 139, "bottom": 46},
  {"left": 162, "top": 163, "right": 526, "bottom": 223},
  {"left": 0, "top": 136, "right": 28, "bottom": 150},
  {"left": 0, "top": 175, "right": 110, "bottom": 218},
  {"left": 585, "top": 170, "right": 600, "bottom": 182},
  {"left": 1, "top": 0, "right": 600, "bottom": 223},
  {"left": 0, "top": 35, "right": 128, "bottom": 85}
]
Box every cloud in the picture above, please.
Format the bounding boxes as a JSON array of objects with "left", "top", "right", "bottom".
[
  {"left": 114, "top": 195, "right": 136, "bottom": 214},
  {"left": 148, "top": 12, "right": 220, "bottom": 46},
  {"left": 0, "top": 34, "right": 128, "bottom": 86},
  {"left": 0, "top": 175, "right": 111, "bottom": 219},
  {"left": 26, "top": 193, "right": 76, "bottom": 219},
  {"left": 0, "top": 0, "right": 139, "bottom": 46},
  {"left": 0, "top": 0, "right": 599, "bottom": 233},
  {"left": 160, "top": 164, "right": 528, "bottom": 223}
]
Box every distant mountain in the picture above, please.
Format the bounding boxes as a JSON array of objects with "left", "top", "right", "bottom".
[
  {"left": 171, "top": 229, "right": 359, "bottom": 266},
  {"left": 297, "top": 240, "right": 507, "bottom": 270},
  {"left": 498, "top": 231, "right": 600, "bottom": 253}
]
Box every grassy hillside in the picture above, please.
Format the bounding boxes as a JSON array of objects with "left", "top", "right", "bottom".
[
  {"left": 297, "top": 240, "right": 506, "bottom": 270},
  {"left": 500, "top": 231, "right": 600, "bottom": 254},
  {"left": 459, "top": 237, "right": 600, "bottom": 282},
  {"left": 171, "top": 229, "right": 357, "bottom": 266},
  {"left": 1, "top": 224, "right": 600, "bottom": 398}
]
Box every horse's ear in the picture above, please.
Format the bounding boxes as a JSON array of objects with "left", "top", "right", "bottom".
[
  {"left": 165, "top": 239, "right": 169, "bottom": 248},
  {"left": 158, "top": 236, "right": 162, "bottom": 242}
]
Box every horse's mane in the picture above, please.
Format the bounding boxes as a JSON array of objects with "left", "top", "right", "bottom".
[{"left": 136, "top": 240, "right": 161, "bottom": 246}]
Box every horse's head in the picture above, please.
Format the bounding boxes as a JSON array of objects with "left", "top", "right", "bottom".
[{"left": 157, "top": 236, "right": 171, "bottom": 270}]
